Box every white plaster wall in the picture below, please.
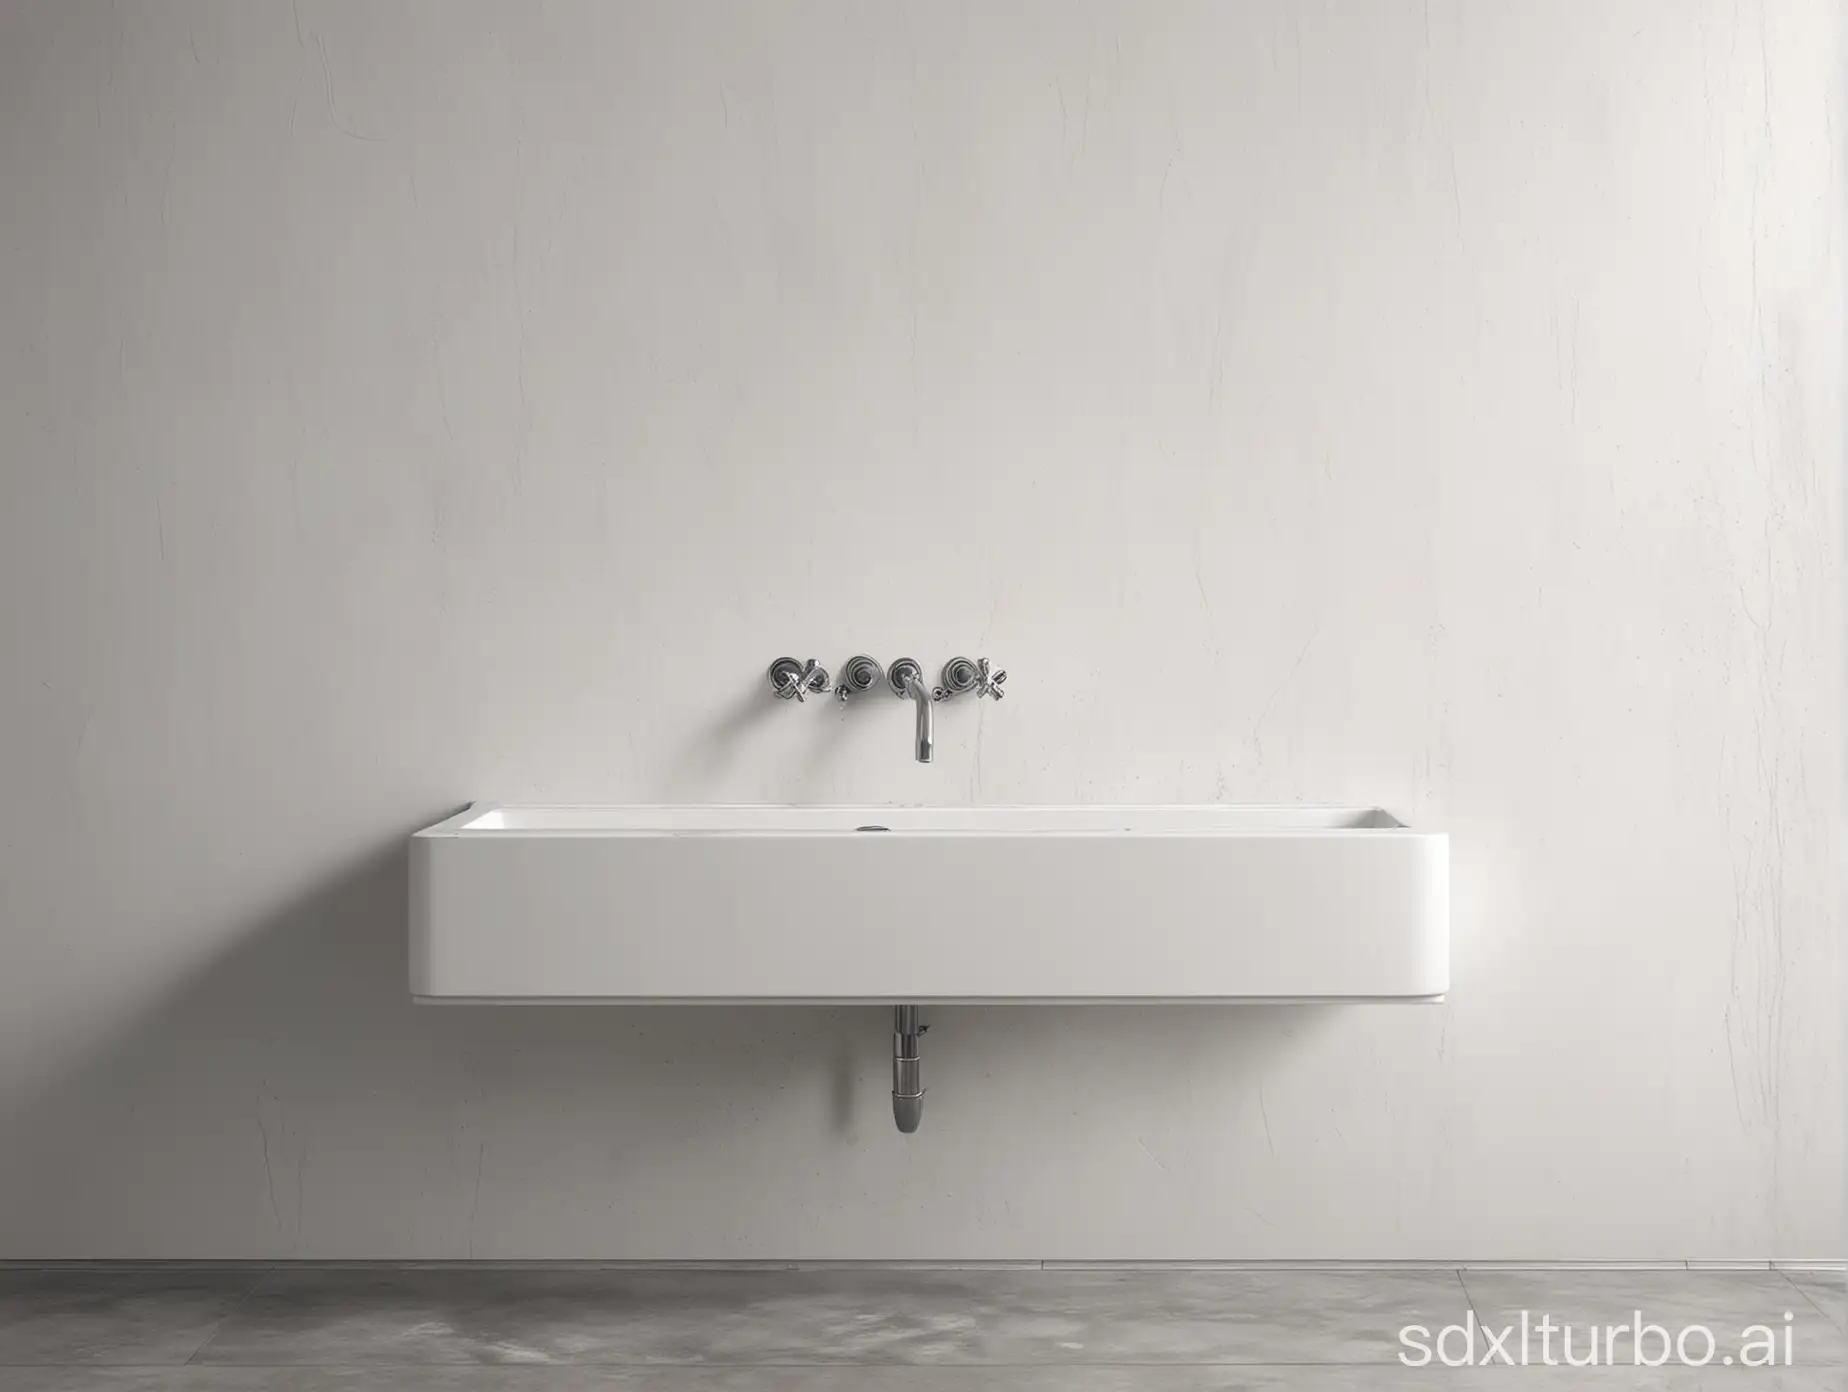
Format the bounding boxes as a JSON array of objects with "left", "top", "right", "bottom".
[{"left": 0, "top": 0, "right": 1837, "bottom": 1259}]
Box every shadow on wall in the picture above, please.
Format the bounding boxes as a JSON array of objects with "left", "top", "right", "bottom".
[{"left": 0, "top": 810, "right": 1339, "bottom": 1258}]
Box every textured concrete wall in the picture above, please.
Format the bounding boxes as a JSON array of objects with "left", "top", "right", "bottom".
[{"left": 0, "top": 0, "right": 1838, "bottom": 1258}]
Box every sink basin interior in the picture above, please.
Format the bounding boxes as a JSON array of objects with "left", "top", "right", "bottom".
[{"left": 436, "top": 805, "right": 1406, "bottom": 834}]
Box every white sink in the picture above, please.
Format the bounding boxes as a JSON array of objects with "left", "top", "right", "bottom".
[{"left": 410, "top": 805, "right": 1448, "bottom": 1004}]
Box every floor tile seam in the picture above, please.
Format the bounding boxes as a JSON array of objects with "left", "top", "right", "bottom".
[{"left": 180, "top": 1262, "right": 277, "bottom": 1367}]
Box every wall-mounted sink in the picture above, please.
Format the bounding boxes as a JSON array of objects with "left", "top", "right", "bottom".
[{"left": 410, "top": 805, "right": 1448, "bottom": 1004}]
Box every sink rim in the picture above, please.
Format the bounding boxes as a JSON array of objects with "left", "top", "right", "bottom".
[{"left": 416, "top": 803, "right": 1434, "bottom": 837}]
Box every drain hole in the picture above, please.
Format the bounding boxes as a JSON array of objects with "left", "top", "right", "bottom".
[{"left": 855, "top": 825, "right": 890, "bottom": 833}]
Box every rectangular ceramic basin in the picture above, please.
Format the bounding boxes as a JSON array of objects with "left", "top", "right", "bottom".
[{"left": 410, "top": 806, "right": 1448, "bottom": 1003}]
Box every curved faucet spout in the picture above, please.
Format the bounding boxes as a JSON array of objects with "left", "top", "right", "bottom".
[
  {"left": 902, "top": 673, "right": 933, "bottom": 763},
  {"left": 886, "top": 658, "right": 935, "bottom": 764}
]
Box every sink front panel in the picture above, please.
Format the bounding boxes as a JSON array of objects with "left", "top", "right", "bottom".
[{"left": 411, "top": 806, "right": 1448, "bottom": 1003}]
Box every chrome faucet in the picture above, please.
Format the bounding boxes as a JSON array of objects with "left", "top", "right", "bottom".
[
  {"left": 887, "top": 659, "right": 933, "bottom": 762},
  {"left": 766, "top": 656, "right": 830, "bottom": 701},
  {"left": 933, "top": 656, "right": 1006, "bottom": 702},
  {"left": 765, "top": 653, "right": 1006, "bottom": 765},
  {"left": 834, "top": 655, "right": 884, "bottom": 704}
]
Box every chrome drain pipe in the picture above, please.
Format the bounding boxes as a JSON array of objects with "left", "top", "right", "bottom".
[{"left": 892, "top": 1005, "right": 925, "bottom": 1133}]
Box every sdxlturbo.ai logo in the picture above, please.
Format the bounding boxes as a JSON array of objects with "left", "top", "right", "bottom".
[{"left": 1398, "top": 1310, "right": 1798, "bottom": 1368}]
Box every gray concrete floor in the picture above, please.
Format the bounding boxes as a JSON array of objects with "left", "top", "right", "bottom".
[{"left": 0, "top": 1264, "right": 1839, "bottom": 1389}]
